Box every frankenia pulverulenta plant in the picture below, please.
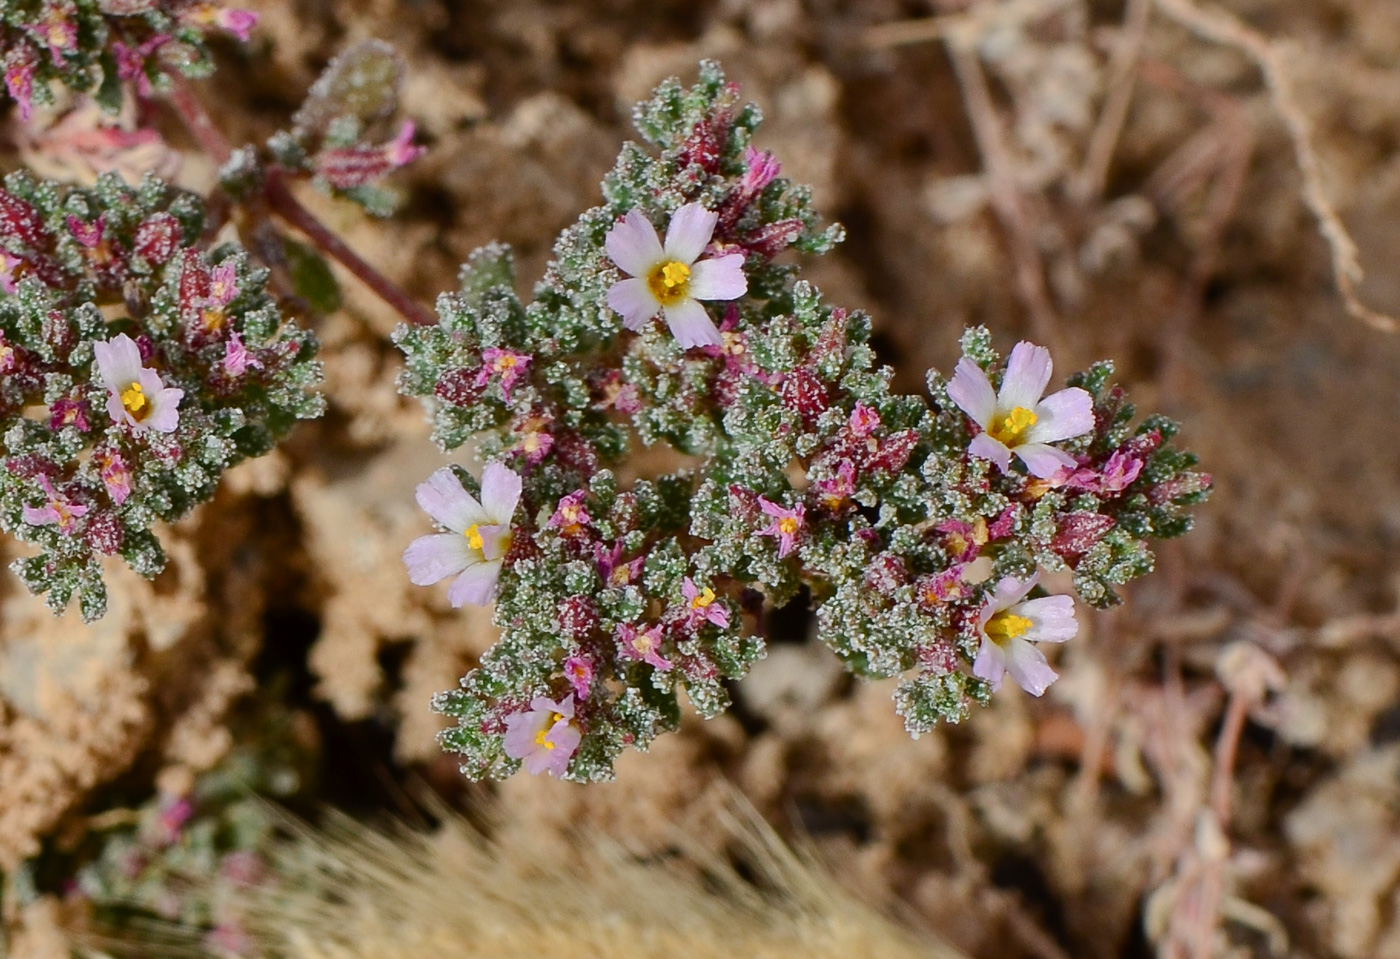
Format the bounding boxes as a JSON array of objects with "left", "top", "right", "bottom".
[
  {"left": 395, "top": 61, "right": 1210, "bottom": 783},
  {"left": 1, "top": 0, "right": 257, "bottom": 119},
  {"left": 0, "top": 172, "right": 323, "bottom": 621}
]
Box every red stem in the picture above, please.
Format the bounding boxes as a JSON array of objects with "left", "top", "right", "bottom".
[{"left": 165, "top": 77, "right": 436, "bottom": 327}]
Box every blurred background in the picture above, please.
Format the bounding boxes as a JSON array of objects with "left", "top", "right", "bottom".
[{"left": 7, "top": 1, "right": 1400, "bottom": 957}]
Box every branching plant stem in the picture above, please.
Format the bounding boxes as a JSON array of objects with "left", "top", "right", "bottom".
[{"left": 165, "top": 77, "right": 437, "bottom": 328}]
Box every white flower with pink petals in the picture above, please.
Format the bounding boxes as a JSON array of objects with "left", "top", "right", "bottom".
[
  {"left": 93, "top": 333, "right": 183, "bottom": 433},
  {"left": 947, "top": 341, "right": 1094, "bottom": 478},
  {"left": 502, "top": 694, "right": 581, "bottom": 777},
  {"left": 605, "top": 203, "right": 747, "bottom": 349},
  {"left": 972, "top": 574, "right": 1078, "bottom": 697},
  {"left": 403, "top": 462, "right": 521, "bottom": 607}
]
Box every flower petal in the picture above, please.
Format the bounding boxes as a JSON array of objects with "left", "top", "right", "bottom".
[
  {"left": 607, "top": 277, "right": 661, "bottom": 331},
  {"left": 972, "top": 637, "right": 1007, "bottom": 691},
  {"left": 503, "top": 709, "right": 550, "bottom": 760},
  {"left": 1026, "top": 387, "right": 1095, "bottom": 444},
  {"left": 416, "top": 467, "right": 488, "bottom": 532},
  {"left": 662, "top": 203, "right": 718, "bottom": 265},
  {"left": 447, "top": 559, "right": 502, "bottom": 607},
  {"left": 93, "top": 334, "right": 145, "bottom": 391},
  {"left": 604, "top": 210, "right": 664, "bottom": 276},
  {"left": 403, "top": 533, "right": 473, "bottom": 585},
  {"left": 144, "top": 386, "right": 184, "bottom": 433},
  {"left": 1014, "top": 442, "right": 1077, "bottom": 479},
  {"left": 686, "top": 254, "right": 747, "bottom": 301},
  {"left": 479, "top": 461, "right": 522, "bottom": 525},
  {"left": 947, "top": 357, "right": 996, "bottom": 427},
  {"left": 662, "top": 298, "right": 722, "bottom": 349},
  {"left": 991, "top": 573, "right": 1038, "bottom": 611},
  {"left": 968, "top": 433, "right": 1013, "bottom": 472},
  {"left": 1005, "top": 638, "right": 1059, "bottom": 696},
  {"left": 1014, "top": 595, "right": 1078, "bottom": 643},
  {"left": 998, "top": 341, "right": 1052, "bottom": 412}
]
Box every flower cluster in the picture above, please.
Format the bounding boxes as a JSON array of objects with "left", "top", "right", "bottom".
[
  {"left": 0, "top": 0, "right": 257, "bottom": 119},
  {"left": 395, "top": 63, "right": 1209, "bottom": 782},
  {"left": 0, "top": 171, "right": 323, "bottom": 620}
]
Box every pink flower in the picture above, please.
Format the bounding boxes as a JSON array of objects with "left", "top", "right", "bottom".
[
  {"left": 67, "top": 214, "right": 103, "bottom": 249},
  {"left": 38, "top": 3, "right": 78, "bottom": 63},
  {"left": 740, "top": 146, "right": 781, "bottom": 197},
  {"left": 0, "top": 252, "right": 23, "bottom": 295},
  {"left": 224, "top": 331, "right": 261, "bottom": 377},
  {"left": 605, "top": 203, "right": 747, "bottom": 348},
  {"left": 385, "top": 120, "right": 425, "bottom": 167},
  {"left": 5, "top": 58, "right": 35, "bottom": 122},
  {"left": 616, "top": 622, "right": 672, "bottom": 671},
  {"left": 0, "top": 331, "right": 16, "bottom": 371},
  {"left": 474, "top": 348, "right": 531, "bottom": 400},
  {"left": 97, "top": 448, "right": 132, "bottom": 505},
  {"left": 563, "top": 656, "right": 593, "bottom": 699},
  {"left": 972, "top": 574, "right": 1078, "bottom": 696},
  {"left": 849, "top": 403, "right": 880, "bottom": 437},
  {"left": 594, "top": 541, "right": 643, "bottom": 588},
  {"left": 48, "top": 396, "right": 87, "bottom": 432},
  {"left": 947, "top": 342, "right": 1094, "bottom": 478},
  {"left": 94, "top": 334, "right": 183, "bottom": 433},
  {"left": 813, "top": 459, "right": 856, "bottom": 510},
  {"left": 403, "top": 462, "right": 522, "bottom": 607},
  {"left": 22, "top": 475, "right": 88, "bottom": 531},
  {"left": 758, "top": 497, "right": 804, "bottom": 558},
  {"left": 215, "top": 8, "right": 259, "bottom": 42},
  {"left": 548, "top": 489, "right": 590, "bottom": 535},
  {"left": 681, "top": 577, "right": 730, "bottom": 629},
  {"left": 502, "top": 695, "right": 581, "bottom": 777}
]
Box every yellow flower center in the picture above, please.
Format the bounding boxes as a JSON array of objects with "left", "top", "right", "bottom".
[
  {"left": 778, "top": 517, "right": 799, "bottom": 535},
  {"left": 495, "top": 354, "right": 516, "bottom": 371},
  {"left": 721, "top": 331, "right": 745, "bottom": 356},
  {"left": 690, "top": 586, "right": 716, "bottom": 610},
  {"left": 647, "top": 260, "right": 691, "bottom": 305},
  {"left": 985, "top": 611, "right": 1032, "bottom": 644},
  {"left": 201, "top": 307, "right": 226, "bottom": 334},
  {"left": 464, "top": 525, "right": 484, "bottom": 550},
  {"left": 120, "top": 383, "right": 149, "bottom": 420},
  {"left": 534, "top": 712, "right": 565, "bottom": 749},
  {"left": 988, "top": 406, "right": 1037, "bottom": 446},
  {"left": 610, "top": 566, "right": 631, "bottom": 587}
]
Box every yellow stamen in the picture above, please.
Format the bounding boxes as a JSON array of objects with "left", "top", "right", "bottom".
[
  {"left": 495, "top": 354, "right": 517, "bottom": 371},
  {"left": 120, "top": 383, "right": 149, "bottom": 420},
  {"left": 464, "top": 524, "right": 484, "bottom": 551},
  {"left": 647, "top": 260, "right": 691, "bottom": 305},
  {"left": 778, "top": 517, "right": 799, "bottom": 535},
  {"left": 988, "top": 406, "right": 1037, "bottom": 447},
  {"left": 534, "top": 712, "right": 565, "bottom": 748},
  {"left": 985, "top": 611, "right": 1032, "bottom": 644},
  {"left": 691, "top": 587, "right": 716, "bottom": 610}
]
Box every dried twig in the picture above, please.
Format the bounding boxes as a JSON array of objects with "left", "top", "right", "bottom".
[
  {"left": 1072, "top": 0, "right": 1152, "bottom": 204},
  {"left": 1152, "top": 0, "right": 1399, "bottom": 332},
  {"left": 862, "top": 0, "right": 1074, "bottom": 50},
  {"left": 946, "top": 37, "right": 1060, "bottom": 343}
]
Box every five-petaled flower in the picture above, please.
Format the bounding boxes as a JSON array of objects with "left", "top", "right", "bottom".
[
  {"left": 23, "top": 475, "right": 88, "bottom": 532},
  {"left": 616, "top": 621, "right": 672, "bottom": 671},
  {"left": 594, "top": 541, "right": 643, "bottom": 588},
  {"left": 403, "top": 462, "right": 522, "bottom": 607},
  {"left": 972, "top": 574, "right": 1078, "bottom": 697},
  {"left": 502, "top": 694, "right": 581, "bottom": 777},
  {"left": 563, "top": 655, "right": 594, "bottom": 699},
  {"left": 93, "top": 333, "right": 184, "bottom": 433},
  {"left": 947, "top": 341, "right": 1093, "bottom": 478},
  {"left": 605, "top": 203, "right": 747, "bottom": 348},
  {"left": 682, "top": 577, "right": 730, "bottom": 629},
  {"left": 475, "top": 348, "right": 531, "bottom": 401},
  {"left": 548, "top": 489, "right": 591, "bottom": 536},
  {"left": 758, "top": 497, "right": 805, "bottom": 558}
]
